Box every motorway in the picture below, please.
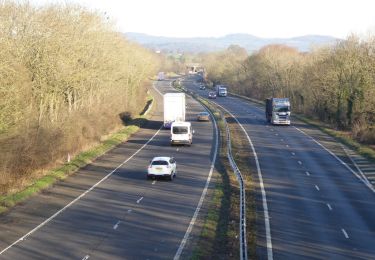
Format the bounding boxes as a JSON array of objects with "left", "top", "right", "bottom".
[
  {"left": 186, "top": 75, "right": 375, "bottom": 260},
  {"left": 0, "top": 80, "right": 217, "bottom": 259}
]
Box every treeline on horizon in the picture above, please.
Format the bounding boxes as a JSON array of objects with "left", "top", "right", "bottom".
[
  {"left": 0, "top": 1, "right": 157, "bottom": 194},
  {"left": 201, "top": 36, "right": 375, "bottom": 144}
]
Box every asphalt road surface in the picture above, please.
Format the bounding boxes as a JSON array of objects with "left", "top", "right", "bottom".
[
  {"left": 0, "top": 79, "right": 217, "bottom": 259},
  {"left": 187, "top": 75, "right": 375, "bottom": 260}
]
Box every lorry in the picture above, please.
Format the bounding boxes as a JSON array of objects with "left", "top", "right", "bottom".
[
  {"left": 265, "top": 98, "right": 291, "bottom": 125},
  {"left": 158, "top": 72, "right": 165, "bottom": 81},
  {"left": 170, "top": 121, "right": 193, "bottom": 146},
  {"left": 163, "top": 93, "right": 186, "bottom": 128},
  {"left": 215, "top": 85, "right": 228, "bottom": 97}
]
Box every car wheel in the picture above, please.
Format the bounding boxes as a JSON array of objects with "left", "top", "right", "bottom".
[{"left": 169, "top": 172, "right": 174, "bottom": 181}]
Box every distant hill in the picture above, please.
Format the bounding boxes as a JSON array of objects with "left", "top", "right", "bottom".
[{"left": 125, "top": 32, "right": 339, "bottom": 53}]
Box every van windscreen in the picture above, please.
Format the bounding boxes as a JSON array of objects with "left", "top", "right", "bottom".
[{"left": 173, "top": 126, "right": 188, "bottom": 134}]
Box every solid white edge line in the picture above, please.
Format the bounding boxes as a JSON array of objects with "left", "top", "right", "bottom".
[
  {"left": 0, "top": 83, "right": 165, "bottom": 256},
  {"left": 341, "top": 144, "right": 372, "bottom": 187},
  {"left": 213, "top": 102, "right": 274, "bottom": 260},
  {"left": 173, "top": 94, "right": 219, "bottom": 260},
  {"left": 294, "top": 126, "right": 375, "bottom": 193}
]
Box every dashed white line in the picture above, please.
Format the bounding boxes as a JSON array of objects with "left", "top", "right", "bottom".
[
  {"left": 152, "top": 180, "right": 156, "bottom": 185},
  {"left": 275, "top": 133, "right": 278, "bottom": 136},
  {"left": 127, "top": 209, "right": 132, "bottom": 213},
  {"left": 315, "top": 185, "right": 320, "bottom": 191},
  {"left": 286, "top": 144, "right": 289, "bottom": 148},
  {"left": 82, "top": 255, "right": 90, "bottom": 260},
  {"left": 113, "top": 221, "right": 121, "bottom": 230},
  {"left": 341, "top": 228, "right": 349, "bottom": 239},
  {"left": 298, "top": 161, "right": 302, "bottom": 165},
  {"left": 281, "top": 139, "right": 284, "bottom": 142},
  {"left": 294, "top": 126, "right": 375, "bottom": 193},
  {"left": 137, "top": 197, "right": 143, "bottom": 204},
  {"left": 176, "top": 148, "right": 179, "bottom": 151},
  {"left": 291, "top": 152, "right": 295, "bottom": 156},
  {"left": 306, "top": 171, "right": 310, "bottom": 176},
  {"left": 0, "top": 123, "right": 163, "bottom": 256},
  {"left": 326, "top": 203, "right": 332, "bottom": 211}
]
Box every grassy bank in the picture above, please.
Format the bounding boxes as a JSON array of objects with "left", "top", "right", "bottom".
[
  {"left": 295, "top": 114, "right": 375, "bottom": 163},
  {"left": 0, "top": 95, "right": 154, "bottom": 213}
]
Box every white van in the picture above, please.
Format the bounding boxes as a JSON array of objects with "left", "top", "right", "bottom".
[{"left": 170, "top": 121, "right": 193, "bottom": 146}]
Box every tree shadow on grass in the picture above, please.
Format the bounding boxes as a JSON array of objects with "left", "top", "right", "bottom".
[{"left": 119, "top": 112, "right": 162, "bottom": 130}]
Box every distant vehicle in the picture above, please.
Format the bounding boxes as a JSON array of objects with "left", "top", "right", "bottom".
[
  {"left": 265, "top": 98, "right": 291, "bottom": 125},
  {"left": 158, "top": 72, "right": 165, "bottom": 81},
  {"left": 208, "top": 91, "right": 217, "bottom": 99},
  {"left": 199, "top": 84, "right": 206, "bottom": 90},
  {"left": 171, "top": 121, "right": 193, "bottom": 146},
  {"left": 197, "top": 112, "right": 210, "bottom": 121},
  {"left": 215, "top": 85, "right": 227, "bottom": 97},
  {"left": 147, "top": 157, "right": 176, "bottom": 180},
  {"left": 164, "top": 93, "right": 186, "bottom": 128}
]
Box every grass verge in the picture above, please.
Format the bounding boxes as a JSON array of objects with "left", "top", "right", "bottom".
[
  {"left": 226, "top": 116, "right": 257, "bottom": 259},
  {"left": 190, "top": 98, "right": 244, "bottom": 259},
  {"left": 0, "top": 95, "right": 154, "bottom": 213},
  {"left": 295, "top": 114, "right": 375, "bottom": 163}
]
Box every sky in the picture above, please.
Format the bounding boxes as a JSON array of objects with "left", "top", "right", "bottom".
[{"left": 33, "top": 0, "right": 375, "bottom": 39}]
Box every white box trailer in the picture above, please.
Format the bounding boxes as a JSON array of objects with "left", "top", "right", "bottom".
[{"left": 163, "top": 93, "right": 186, "bottom": 128}]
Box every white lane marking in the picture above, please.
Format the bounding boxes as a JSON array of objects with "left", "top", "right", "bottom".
[
  {"left": 341, "top": 228, "right": 349, "bottom": 239},
  {"left": 176, "top": 148, "right": 179, "bottom": 151},
  {"left": 294, "top": 127, "right": 375, "bottom": 193},
  {"left": 0, "top": 106, "right": 164, "bottom": 256},
  {"left": 136, "top": 197, "right": 143, "bottom": 204},
  {"left": 174, "top": 99, "right": 219, "bottom": 260},
  {"left": 341, "top": 144, "right": 372, "bottom": 187},
  {"left": 327, "top": 203, "right": 332, "bottom": 211},
  {"left": 212, "top": 103, "right": 274, "bottom": 260},
  {"left": 286, "top": 144, "right": 289, "bottom": 148},
  {"left": 281, "top": 139, "right": 284, "bottom": 142},
  {"left": 306, "top": 171, "right": 310, "bottom": 176},
  {"left": 315, "top": 185, "right": 320, "bottom": 191},
  {"left": 127, "top": 209, "right": 132, "bottom": 213},
  {"left": 291, "top": 152, "right": 295, "bottom": 156},
  {"left": 82, "top": 255, "right": 90, "bottom": 260},
  {"left": 152, "top": 180, "right": 156, "bottom": 185},
  {"left": 275, "top": 133, "right": 278, "bottom": 136},
  {"left": 298, "top": 161, "right": 302, "bottom": 165},
  {"left": 113, "top": 221, "right": 121, "bottom": 230}
]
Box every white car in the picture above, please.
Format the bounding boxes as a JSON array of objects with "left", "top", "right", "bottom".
[{"left": 147, "top": 157, "right": 177, "bottom": 180}]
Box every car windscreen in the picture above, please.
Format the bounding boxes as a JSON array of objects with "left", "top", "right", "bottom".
[
  {"left": 151, "top": 160, "right": 168, "bottom": 166},
  {"left": 172, "top": 126, "right": 188, "bottom": 134}
]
